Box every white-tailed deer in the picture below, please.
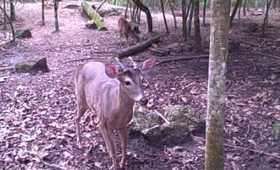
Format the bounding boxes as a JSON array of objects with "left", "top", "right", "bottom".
[
  {"left": 118, "top": 16, "right": 140, "bottom": 44},
  {"left": 74, "top": 57, "right": 156, "bottom": 170}
]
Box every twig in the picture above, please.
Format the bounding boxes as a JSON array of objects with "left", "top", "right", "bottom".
[
  {"left": 251, "top": 51, "right": 280, "bottom": 59},
  {"left": 153, "top": 110, "right": 170, "bottom": 124},
  {"left": 30, "top": 153, "right": 66, "bottom": 170},
  {"left": 192, "top": 135, "right": 280, "bottom": 159}
]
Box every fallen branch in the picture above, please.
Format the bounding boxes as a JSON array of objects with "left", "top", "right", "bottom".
[
  {"left": 157, "top": 55, "right": 209, "bottom": 65},
  {"left": 118, "top": 33, "right": 161, "bottom": 59},
  {"left": 97, "top": 0, "right": 107, "bottom": 11},
  {"left": 81, "top": 0, "right": 106, "bottom": 30},
  {"left": 192, "top": 135, "right": 280, "bottom": 159}
]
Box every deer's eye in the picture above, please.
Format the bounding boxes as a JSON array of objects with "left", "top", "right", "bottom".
[{"left": 125, "top": 81, "right": 131, "bottom": 86}]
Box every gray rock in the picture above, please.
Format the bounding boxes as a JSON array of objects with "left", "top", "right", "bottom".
[
  {"left": 15, "top": 58, "right": 50, "bottom": 74},
  {"left": 129, "top": 104, "right": 200, "bottom": 146},
  {"left": 15, "top": 29, "right": 32, "bottom": 39}
]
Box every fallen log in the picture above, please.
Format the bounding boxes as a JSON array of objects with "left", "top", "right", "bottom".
[
  {"left": 81, "top": 0, "right": 107, "bottom": 30},
  {"left": 118, "top": 33, "right": 161, "bottom": 59}
]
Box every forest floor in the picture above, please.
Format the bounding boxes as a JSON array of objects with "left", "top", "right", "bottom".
[{"left": 1, "top": 1, "right": 280, "bottom": 170}]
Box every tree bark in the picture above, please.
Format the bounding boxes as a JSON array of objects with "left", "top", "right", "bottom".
[
  {"left": 262, "top": 0, "right": 273, "bottom": 35},
  {"left": 203, "top": 0, "right": 207, "bottom": 26},
  {"left": 10, "top": 0, "right": 16, "bottom": 21},
  {"left": 182, "top": 0, "right": 187, "bottom": 41},
  {"left": 54, "top": 0, "right": 59, "bottom": 31},
  {"left": 193, "top": 0, "right": 201, "bottom": 50},
  {"left": 132, "top": 0, "right": 153, "bottom": 33},
  {"left": 0, "top": 6, "right": 15, "bottom": 42},
  {"left": 243, "top": 0, "right": 247, "bottom": 16},
  {"left": 42, "top": 0, "right": 45, "bottom": 25},
  {"left": 169, "top": 0, "right": 177, "bottom": 29},
  {"left": 230, "top": 0, "right": 241, "bottom": 26},
  {"left": 160, "top": 0, "right": 169, "bottom": 33},
  {"left": 187, "top": 0, "right": 194, "bottom": 37},
  {"left": 205, "top": 0, "right": 230, "bottom": 170}
]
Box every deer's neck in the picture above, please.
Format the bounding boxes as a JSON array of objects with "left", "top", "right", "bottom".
[{"left": 118, "top": 84, "right": 135, "bottom": 110}]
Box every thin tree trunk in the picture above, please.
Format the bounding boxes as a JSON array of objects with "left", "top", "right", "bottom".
[
  {"left": 0, "top": 6, "right": 15, "bottom": 42},
  {"left": 238, "top": 0, "right": 242, "bottom": 19},
  {"left": 124, "top": 0, "right": 129, "bottom": 18},
  {"left": 132, "top": 0, "right": 153, "bottom": 32},
  {"left": 243, "top": 0, "right": 247, "bottom": 16},
  {"left": 10, "top": 0, "right": 15, "bottom": 21},
  {"left": 182, "top": 0, "right": 187, "bottom": 41},
  {"left": 193, "top": 0, "right": 201, "bottom": 50},
  {"left": 169, "top": 0, "right": 177, "bottom": 29},
  {"left": 3, "top": 0, "right": 7, "bottom": 30},
  {"left": 54, "top": 0, "right": 59, "bottom": 32},
  {"left": 203, "top": 0, "right": 207, "bottom": 26},
  {"left": 42, "top": 0, "right": 45, "bottom": 25},
  {"left": 137, "top": 7, "right": 141, "bottom": 24},
  {"left": 230, "top": 0, "right": 241, "bottom": 26},
  {"left": 160, "top": 0, "right": 169, "bottom": 33},
  {"left": 187, "top": 1, "right": 194, "bottom": 37},
  {"left": 205, "top": 0, "right": 230, "bottom": 170},
  {"left": 262, "top": 0, "right": 273, "bottom": 35}
]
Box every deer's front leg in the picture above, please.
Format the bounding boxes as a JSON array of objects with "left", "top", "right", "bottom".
[
  {"left": 118, "top": 127, "right": 128, "bottom": 169},
  {"left": 99, "top": 124, "right": 119, "bottom": 170}
]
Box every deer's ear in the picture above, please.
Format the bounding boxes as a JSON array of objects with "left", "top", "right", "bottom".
[
  {"left": 142, "top": 58, "right": 156, "bottom": 71},
  {"left": 105, "top": 64, "right": 119, "bottom": 78}
]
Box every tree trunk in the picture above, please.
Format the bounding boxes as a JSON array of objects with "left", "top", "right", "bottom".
[
  {"left": 187, "top": 1, "right": 194, "bottom": 37},
  {"left": 203, "top": 0, "right": 207, "bottom": 26},
  {"left": 238, "top": 0, "right": 242, "bottom": 19},
  {"left": 54, "top": 0, "right": 59, "bottom": 31},
  {"left": 243, "top": 0, "right": 247, "bottom": 16},
  {"left": 193, "top": 0, "right": 201, "bottom": 50},
  {"left": 124, "top": 0, "right": 129, "bottom": 18},
  {"left": 3, "top": 0, "right": 7, "bottom": 30},
  {"left": 160, "top": 0, "right": 169, "bottom": 33},
  {"left": 205, "top": 0, "right": 230, "bottom": 170},
  {"left": 230, "top": 0, "right": 241, "bottom": 26},
  {"left": 169, "top": 0, "right": 177, "bottom": 29},
  {"left": 10, "top": 0, "right": 16, "bottom": 21},
  {"left": 182, "top": 0, "right": 187, "bottom": 41},
  {"left": 42, "top": 0, "right": 45, "bottom": 25},
  {"left": 262, "top": 0, "right": 273, "bottom": 35},
  {"left": 132, "top": 0, "right": 153, "bottom": 33},
  {"left": 0, "top": 5, "right": 15, "bottom": 42}
]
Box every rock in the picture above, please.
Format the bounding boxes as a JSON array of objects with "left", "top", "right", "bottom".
[
  {"left": 85, "top": 20, "right": 98, "bottom": 29},
  {"left": 15, "top": 29, "right": 32, "bottom": 39},
  {"left": 129, "top": 104, "right": 200, "bottom": 146},
  {"left": 164, "top": 105, "right": 201, "bottom": 132},
  {"left": 15, "top": 58, "right": 50, "bottom": 74}
]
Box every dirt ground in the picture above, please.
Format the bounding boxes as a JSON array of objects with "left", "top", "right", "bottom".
[{"left": 0, "top": 1, "right": 280, "bottom": 170}]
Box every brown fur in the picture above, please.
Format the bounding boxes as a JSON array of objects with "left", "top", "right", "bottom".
[
  {"left": 118, "top": 17, "right": 140, "bottom": 43},
  {"left": 74, "top": 61, "right": 151, "bottom": 170}
]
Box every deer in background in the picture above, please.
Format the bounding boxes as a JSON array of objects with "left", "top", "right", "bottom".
[
  {"left": 74, "top": 57, "right": 156, "bottom": 170},
  {"left": 118, "top": 16, "right": 140, "bottom": 44}
]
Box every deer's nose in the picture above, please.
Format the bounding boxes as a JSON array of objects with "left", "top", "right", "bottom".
[{"left": 139, "top": 97, "right": 148, "bottom": 106}]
